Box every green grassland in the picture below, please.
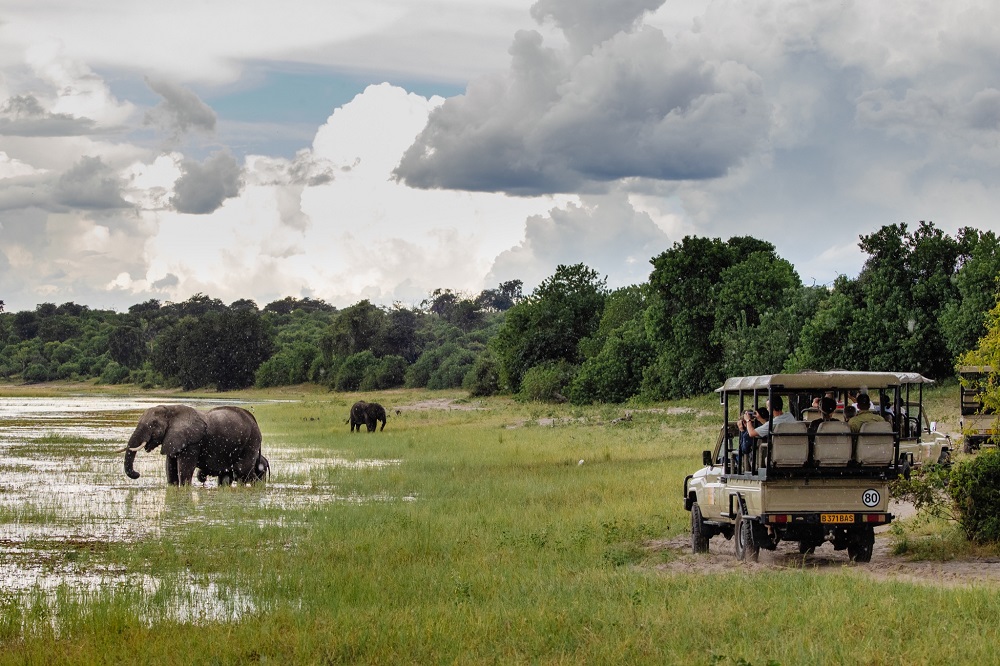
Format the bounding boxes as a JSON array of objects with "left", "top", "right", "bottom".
[{"left": 2, "top": 382, "right": 998, "bottom": 665}]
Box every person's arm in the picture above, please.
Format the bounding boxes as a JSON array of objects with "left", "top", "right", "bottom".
[{"left": 746, "top": 415, "right": 767, "bottom": 439}]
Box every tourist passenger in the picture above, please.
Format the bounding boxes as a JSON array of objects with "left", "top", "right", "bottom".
[
  {"left": 809, "top": 396, "right": 838, "bottom": 433},
  {"left": 746, "top": 396, "right": 796, "bottom": 439},
  {"left": 735, "top": 410, "right": 755, "bottom": 471},
  {"left": 848, "top": 393, "right": 884, "bottom": 433}
]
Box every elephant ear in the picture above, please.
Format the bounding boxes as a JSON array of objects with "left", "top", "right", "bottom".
[{"left": 162, "top": 406, "right": 208, "bottom": 456}]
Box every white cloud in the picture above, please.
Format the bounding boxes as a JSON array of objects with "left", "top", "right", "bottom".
[{"left": 487, "top": 191, "right": 669, "bottom": 289}]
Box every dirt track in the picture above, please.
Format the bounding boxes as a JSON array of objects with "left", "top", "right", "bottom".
[{"left": 653, "top": 502, "right": 1000, "bottom": 587}]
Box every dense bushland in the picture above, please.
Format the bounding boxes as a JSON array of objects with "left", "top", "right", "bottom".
[{"left": 1, "top": 221, "right": 999, "bottom": 399}]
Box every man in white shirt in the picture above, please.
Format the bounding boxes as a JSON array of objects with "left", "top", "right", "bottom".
[{"left": 746, "top": 395, "right": 797, "bottom": 439}]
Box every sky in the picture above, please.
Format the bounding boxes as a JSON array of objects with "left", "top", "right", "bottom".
[{"left": 2, "top": 0, "right": 1000, "bottom": 313}]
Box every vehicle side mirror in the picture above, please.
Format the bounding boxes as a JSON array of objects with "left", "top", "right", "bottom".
[{"left": 703, "top": 450, "right": 713, "bottom": 466}]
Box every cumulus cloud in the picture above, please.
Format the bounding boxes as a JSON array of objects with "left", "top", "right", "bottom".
[
  {"left": 0, "top": 95, "right": 100, "bottom": 137},
  {"left": 144, "top": 77, "right": 217, "bottom": 138},
  {"left": 530, "top": 0, "right": 665, "bottom": 53},
  {"left": 55, "top": 156, "right": 131, "bottom": 209},
  {"left": 394, "top": 0, "right": 769, "bottom": 194},
  {"left": 0, "top": 156, "right": 130, "bottom": 212},
  {"left": 170, "top": 151, "right": 244, "bottom": 214},
  {"left": 487, "top": 191, "right": 669, "bottom": 289}
]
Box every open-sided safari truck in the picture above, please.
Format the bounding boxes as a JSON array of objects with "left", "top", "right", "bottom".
[
  {"left": 683, "top": 371, "right": 923, "bottom": 563},
  {"left": 894, "top": 372, "right": 952, "bottom": 469},
  {"left": 959, "top": 365, "right": 996, "bottom": 452}
]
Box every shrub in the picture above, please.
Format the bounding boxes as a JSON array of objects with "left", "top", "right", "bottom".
[
  {"left": 98, "top": 361, "right": 131, "bottom": 385},
  {"left": 335, "top": 351, "right": 378, "bottom": 392},
  {"left": 361, "top": 355, "right": 407, "bottom": 391},
  {"left": 464, "top": 353, "right": 500, "bottom": 396},
  {"left": 23, "top": 362, "right": 52, "bottom": 383},
  {"left": 428, "top": 348, "right": 476, "bottom": 389},
  {"left": 517, "top": 361, "right": 576, "bottom": 402},
  {"left": 948, "top": 449, "right": 1000, "bottom": 543}
]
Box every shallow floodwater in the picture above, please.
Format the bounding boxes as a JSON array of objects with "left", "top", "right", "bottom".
[{"left": 0, "top": 395, "right": 406, "bottom": 624}]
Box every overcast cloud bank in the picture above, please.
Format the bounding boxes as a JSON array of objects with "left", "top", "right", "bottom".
[{"left": 1, "top": 0, "right": 1000, "bottom": 311}]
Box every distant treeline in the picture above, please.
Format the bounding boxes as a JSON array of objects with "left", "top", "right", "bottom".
[{"left": 1, "top": 221, "right": 997, "bottom": 402}]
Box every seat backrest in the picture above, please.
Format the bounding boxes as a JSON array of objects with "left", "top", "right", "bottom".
[
  {"left": 856, "top": 420, "right": 895, "bottom": 465},
  {"left": 770, "top": 421, "right": 809, "bottom": 467},
  {"left": 814, "top": 420, "right": 852, "bottom": 466},
  {"left": 800, "top": 408, "right": 821, "bottom": 422}
]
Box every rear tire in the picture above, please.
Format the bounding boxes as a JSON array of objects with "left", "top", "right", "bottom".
[
  {"left": 848, "top": 526, "right": 875, "bottom": 563},
  {"left": 691, "top": 503, "right": 709, "bottom": 554},
  {"left": 735, "top": 514, "right": 759, "bottom": 562}
]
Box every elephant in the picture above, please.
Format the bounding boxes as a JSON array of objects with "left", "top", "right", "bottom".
[
  {"left": 119, "top": 405, "right": 267, "bottom": 486},
  {"left": 347, "top": 401, "right": 387, "bottom": 432},
  {"left": 363, "top": 402, "right": 387, "bottom": 432},
  {"left": 348, "top": 401, "right": 368, "bottom": 432}
]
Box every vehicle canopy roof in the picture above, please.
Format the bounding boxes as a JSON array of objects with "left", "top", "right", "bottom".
[
  {"left": 959, "top": 365, "right": 993, "bottom": 374},
  {"left": 716, "top": 370, "right": 933, "bottom": 393}
]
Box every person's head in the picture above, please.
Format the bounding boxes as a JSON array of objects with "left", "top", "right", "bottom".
[
  {"left": 811, "top": 396, "right": 821, "bottom": 408},
  {"left": 856, "top": 393, "right": 872, "bottom": 410},
  {"left": 756, "top": 406, "right": 770, "bottom": 422},
  {"left": 768, "top": 396, "right": 784, "bottom": 413},
  {"left": 820, "top": 396, "right": 837, "bottom": 416},
  {"left": 844, "top": 404, "right": 857, "bottom": 420}
]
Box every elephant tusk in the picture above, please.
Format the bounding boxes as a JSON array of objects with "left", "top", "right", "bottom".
[{"left": 115, "top": 442, "right": 146, "bottom": 454}]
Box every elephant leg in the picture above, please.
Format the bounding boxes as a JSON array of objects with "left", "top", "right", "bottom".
[
  {"left": 176, "top": 454, "right": 198, "bottom": 486},
  {"left": 165, "top": 456, "right": 180, "bottom": 486},
  {"left": 219, "top": 472, "right": 233, "bottom": 487}
]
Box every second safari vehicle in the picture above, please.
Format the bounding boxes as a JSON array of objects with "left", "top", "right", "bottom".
[{"left": 683, "top": 371, "right": 926, "bottom": 563}]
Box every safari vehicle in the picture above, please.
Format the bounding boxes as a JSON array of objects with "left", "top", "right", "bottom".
[
  {"left": 959, "top": 365, "right": 996, "bottom": 452},
  {"left": 683, "top": 371, "right": 919, "bottom": 563},
  {"left": 894, "top": 372, "right": 951, "bottom": 472}
]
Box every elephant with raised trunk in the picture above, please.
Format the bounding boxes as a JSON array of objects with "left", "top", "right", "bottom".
[
  {"left": 119, "top": 405, "right": 267, "bottom": 486},
  {"left": 347, "top": 401, "right": 387, "bottom": 432}
]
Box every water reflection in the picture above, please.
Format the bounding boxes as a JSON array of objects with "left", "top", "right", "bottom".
[{"left": 0, "top": 395, "right": 406, "bottom": 623}]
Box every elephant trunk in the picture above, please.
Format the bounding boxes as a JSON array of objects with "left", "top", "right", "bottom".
[{"left": 123, "top": 430, "right": 147, "bottom": 480}]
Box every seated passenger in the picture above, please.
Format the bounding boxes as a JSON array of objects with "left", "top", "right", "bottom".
[
  {"left": 809, "top": 396, "right": 838, "bottom": 433},
  {"left": 735, "top": 409, "right": 755, "bottom": 471},
  {"left": 746, "top": 396, "right": 796, "bottom": 439},
  {"left": 848, "top": 393, "right": 884, "bottom": 433}
]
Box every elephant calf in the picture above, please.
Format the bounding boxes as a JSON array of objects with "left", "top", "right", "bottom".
[
  {"left": 119, "top": 404, "right": 268, "bottom": 486},
  {"left": 348, "top": 400, "right": 387, "bottom": 432}
]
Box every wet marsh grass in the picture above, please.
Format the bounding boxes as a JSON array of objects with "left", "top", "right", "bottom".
[{"left": 2, "top": 384, "right": 1000, "bottom": 664}]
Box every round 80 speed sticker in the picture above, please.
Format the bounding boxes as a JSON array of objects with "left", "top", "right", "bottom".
[{"left": 862, "top": 489, "right": 881, "bottom": 507}]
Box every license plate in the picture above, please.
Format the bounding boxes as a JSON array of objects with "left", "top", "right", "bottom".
[{"left": 821, "top": 513, "right": 855, "bottom": 524}]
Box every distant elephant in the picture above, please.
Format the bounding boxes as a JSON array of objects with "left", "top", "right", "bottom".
[
  {"left": 364, "top": 402, "right": 387, "bottom": 432},
  {"left": 348, "top": 401, "right": 368, "bottom": 432},
  {"left": 119, "top": 405, "right": 267, "bottom": 486}
]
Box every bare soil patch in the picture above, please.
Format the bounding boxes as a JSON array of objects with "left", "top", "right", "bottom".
[{"left": 652, "top": 501, "right": 1000, "bottom": 587}]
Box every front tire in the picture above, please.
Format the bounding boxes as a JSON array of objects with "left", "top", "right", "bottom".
[
  {"left": 735, "top": 514, "right": 759, "bottom": 562},
  {"left": 691, "top": 503, "right": 709, "bottom": 554}
]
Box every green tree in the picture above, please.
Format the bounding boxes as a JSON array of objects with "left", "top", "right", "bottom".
[
  {"left": 108, "top": 325, "right": 146, "bottom": 369},
  {"left": 490, "top": 264, "right": 607, "bottom": 393},
  {"left": 940, "top": 229, "right": 1000, "bottom": 357},
  {"left": 644, "top": 236, "right": 798, "bottom": 398}
]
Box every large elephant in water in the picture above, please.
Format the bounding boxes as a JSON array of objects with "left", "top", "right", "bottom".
[{"left": 119, "top": 405, "right": 267, "bottom": 486}]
